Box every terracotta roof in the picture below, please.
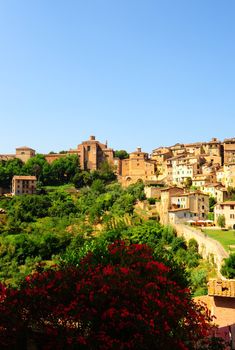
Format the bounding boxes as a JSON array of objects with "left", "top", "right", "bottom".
[
  {"left": 16, "top": 146, "right": 35, "bottom": 151},
  {"left": 12, "top": 176, "right": 37, "bottom": 180},
  {"left": 160, "top": 186, "right": 183, "bottom": 192},
  {"left": 168, "top": 208, "right": 190, "bottom": 212},
  {"left": 219, "top": 201, "right": 235, "bottom": 205}
]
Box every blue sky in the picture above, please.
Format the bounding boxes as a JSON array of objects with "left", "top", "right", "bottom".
[{"left": 0, "top": 0, "right": 235, "bottom": 154}]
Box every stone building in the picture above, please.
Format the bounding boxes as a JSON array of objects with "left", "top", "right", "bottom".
[
  {"left": 12, "top": 175, "right": 37, "bottom": 195},
  {"left": 224, "top": 138, "right": 235, "bottom": 165},
  {"left": 0, "top": 146, "right": 35, "bottom": 163},
  {"left": 119, "top": 147, "right": 157, "bottom": 186},
  {"left": 168, "top": 191, "right": 209, "bottom": 224},
  {"left": 201, "top": 183, "right": 228, "bottom": 203},
  {"left": 156, "top": 186, "right": 185, "bottom": 224},
  {"left": 15, "top": 146, "right": 36, "bottom": 163},
  {"left": 156, "top": 187, "right": 209, "bottom": 224}
]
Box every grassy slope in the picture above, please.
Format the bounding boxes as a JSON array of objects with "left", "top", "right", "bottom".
[{"left": 203, "top": 229, "right": 235, "bottom": 252}]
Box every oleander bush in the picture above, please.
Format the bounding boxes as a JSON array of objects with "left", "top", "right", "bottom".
[{"left": 0, "top": 241, "right": 222, "bottom": 349}]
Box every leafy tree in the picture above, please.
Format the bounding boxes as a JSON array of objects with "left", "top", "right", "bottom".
[
  {"left": 217, "top": 214, "right": 226, "bottom": 228},
  {"left": 114, "top": 150, "right": 129, "bottom": 159},
  {"left": 23, "top": 154, "right": 47, "bottom": 182},
  {"left": 97, "top": 161, "right": 116, "bottom": 182},
  {"left": 50, "top": 154, "right": 80, "bottom": 185},
  {"left": 221, "top": 253, "right": 235, "bottom": 278},
  {"left": 0, "top": 158, "right": 24, "bottom": 188},
  {"left": 73, "top": 171, "right": 92, "bottom": 188},
  {"left": 209, "top": 197, "right": 217, "bottom": 212}
]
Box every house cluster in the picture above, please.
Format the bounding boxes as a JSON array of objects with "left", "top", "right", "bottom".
[
  {"left": 2, "top": 136, "right": 235, "bottom": 227},
  {"left": 143, "top": 137, "right": 235, "bottom": 228}
]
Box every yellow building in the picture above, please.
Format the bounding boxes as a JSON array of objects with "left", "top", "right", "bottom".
[{"left": 119, "top": 147, "right": 157, "bottom": 186}]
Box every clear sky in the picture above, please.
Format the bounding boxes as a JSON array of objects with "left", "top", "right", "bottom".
[{"left": 0, "top": 0, "right": 235, "bottom": 154}]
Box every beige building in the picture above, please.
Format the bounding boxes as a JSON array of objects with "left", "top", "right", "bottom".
[
  {"left": 216, "top": 167, "right": 225, "bottom": 185},
  {"left": 119, "top": 147, "right": 157, "bottom": 186},
  {"left": 15, "top": 147, "right": 36, "bottom": 163},
  {"left": 169, "top": 143, "right": 186, "bottom": 157},
  {"left": 156, "top": 186, "right": 185, "bottom": 224},
  {"left": 151, "top": 147, "right": 172, "bottom": 164},
  {"left": 169, "top": 191, "right": 209, "bottom": 223},
  {"left": 201, "top": 183, "right": 228, "bottom": 203},
  {"left": 192, "top": 174, "right": 212, "bottom": 188},
  {"left": 12, "top": 176, "right": 37, "bottom": 195},
  {"left": 214, "top": 201, "right": 235, "bottom": 229},
  {"left": 223, "top": 164, "right": 235, "bottom": 188},
  {"left": 157, "top": 187, "right": 209, "bottom": 224},
  {"left": 171, "top": 155, "right": 202, "bottom": 185},
  {"left": 0, "top": 146, "right": 35, "bottom": 163},
  {"left": 224, "top": 138, "right": 235, "bottom": 165},
  {"left": 184, "top": 142, "right": 203, "bottom": 156}
]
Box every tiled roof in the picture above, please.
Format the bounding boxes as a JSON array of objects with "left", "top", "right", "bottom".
[
  {"left": 12, "top": 176, "right": 37, "bottom": 180},
  {"left": 16, "top": 146, "right": 35, "bottom": 150}
]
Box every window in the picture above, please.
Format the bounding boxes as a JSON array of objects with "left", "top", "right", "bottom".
[
  {"left": 87, "top": 146, "right": 90, "bottom": 151},
  {"left": 230, "top": 214, "right": 235, "bottom": 219},
  {"left": 230, "top": 205, "right": 234, "bottom": 210}
]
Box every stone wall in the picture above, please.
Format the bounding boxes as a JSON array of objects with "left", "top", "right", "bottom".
[{"left": 174, "top": 224, "right": 228, "bottom": 275}]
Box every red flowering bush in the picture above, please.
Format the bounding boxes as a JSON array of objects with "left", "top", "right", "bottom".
[{"left": 0, "top": 241, "right": 217, "bottom": 349}]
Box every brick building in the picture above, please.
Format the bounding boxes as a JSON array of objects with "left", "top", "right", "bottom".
[{"left": 45, "top": 136, "right": 114, "bottom": 171}]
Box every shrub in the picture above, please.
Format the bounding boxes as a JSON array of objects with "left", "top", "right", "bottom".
[{"left": 0, "top": 241, "right": 219, "bottom": 349}]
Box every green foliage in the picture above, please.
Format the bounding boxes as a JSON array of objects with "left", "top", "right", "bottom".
[
  {"left": 114, "top": 149, "right": 129, "bottom": 159},
  {"left": 221, "top": 253, "right": 235, "bottom": 278},
  {"left": 184, "top": 177, "right": 192, "bottom": 188},
  {"left": 190, "top": 268, "right": 208, "bottom": 296},
  {"left": 209, "top": 197, "right": 217, "bottom": 212},
  {"left": 217, "top": 214, "right": 226, "bottom": 228},
  {"left": 147, "top": 197, "right": 156, "bottom": 204},
  {"left": 171, "top": 236, "right": 187, "bottom": 253},
  {"left": 0, "top": 158, "right": 24, "bottom": 188},
  {"left": 188, "top": 238, "right": 199, "bottom": 253},
  {"left": 7, "top": 195, "right": 52, "bottom": 223}
]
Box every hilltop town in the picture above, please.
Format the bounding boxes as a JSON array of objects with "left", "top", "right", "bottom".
[
  {"left": 2, "top": 135, "right": 235, "bottom": 229},
  {"left": 0, "top": 135, "right": 235, "bottom": 347}
]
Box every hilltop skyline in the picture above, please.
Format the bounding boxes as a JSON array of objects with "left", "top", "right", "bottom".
[
  {"left": 1, "top": 134, "right": 234, "bottom": 156},
  {"left": 1, "top": 1, "right": 235, "bottom": 153}
]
